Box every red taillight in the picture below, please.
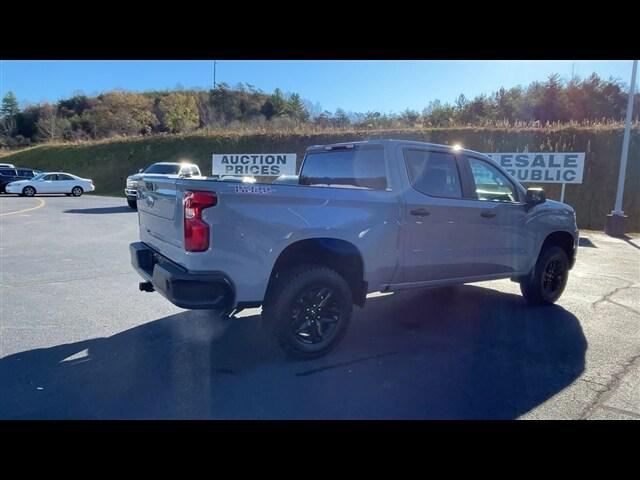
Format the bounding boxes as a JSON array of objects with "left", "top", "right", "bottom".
[{"left": 184, "top": 191, "right": 217, "bottom": 252}]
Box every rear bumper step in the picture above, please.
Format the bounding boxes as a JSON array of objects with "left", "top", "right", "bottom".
[{"left": 129, "top": 242, "right": 235, "bottom": 310}]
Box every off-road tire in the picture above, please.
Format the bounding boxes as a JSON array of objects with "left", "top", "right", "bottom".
[
  {"left": 520, "top": 245, "right": 569, "bottom": 305},
  {"left": 262, "top": 264, "right": 353, "bottom": 360}
]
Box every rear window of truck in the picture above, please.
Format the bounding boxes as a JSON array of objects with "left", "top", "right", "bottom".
[
  {"left": 299, "top": 148, "right": 388, "bottom": 190},
  {"left": 144, "top": 164, "right": 182, "bottom": 174}
]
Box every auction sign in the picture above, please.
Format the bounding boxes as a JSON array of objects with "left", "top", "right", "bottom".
[
  {"left": 485, "top": 152, "right": 585, "bottom": 184},
  {"left": 212, "top": 153, "right": 297, "bottom": 176}
]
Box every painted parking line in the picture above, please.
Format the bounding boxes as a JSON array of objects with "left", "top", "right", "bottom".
[{"left": 0, "top": 197, "right": 46, "bottom": 217}]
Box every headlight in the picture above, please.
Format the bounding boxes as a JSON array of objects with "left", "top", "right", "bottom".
[{"left": 127, "top": 179, "right": 138, "bottom": 189}]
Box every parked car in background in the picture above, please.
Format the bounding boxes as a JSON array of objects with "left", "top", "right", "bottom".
[
  {"left": 130, "top": 140, "right": 578, "bottom": 359},
  {"left": 0, "top": 167, "right": 41, "bottom": 193},
  {"left": 125, "top": 162, "right": 201, "bottom": 209},
  {"left": 5, "top": 172, "right": 95, "bottom": 197}
]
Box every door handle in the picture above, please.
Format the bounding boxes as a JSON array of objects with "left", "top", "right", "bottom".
[
  {"left": 480, "top": 211, "right": 496, "bottom": 218},
  {"left": 410, "top": 208, "right": 431, "bottom": 217}
]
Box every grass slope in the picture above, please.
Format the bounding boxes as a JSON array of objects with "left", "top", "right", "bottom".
[{"left": 0, "top": 127, "right": 638, "bottom": 231}]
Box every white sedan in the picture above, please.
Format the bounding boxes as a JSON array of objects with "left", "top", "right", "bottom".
[{"left": 6, "top": 172, "right": 95, "bottom": 197}]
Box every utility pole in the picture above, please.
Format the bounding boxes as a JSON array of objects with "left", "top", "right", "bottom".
[
  {"left": 213, "top": 60, "right": 217, "bottom": 90},
  {"left": 605, "top": 59, "right": 637, "bottom": 236}
]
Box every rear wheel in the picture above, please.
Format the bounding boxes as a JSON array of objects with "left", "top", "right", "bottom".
[
  {"left": 127, "top": 198, "right": 137, "bottom": 209},
  {"left": 262, "top": 265, "right": 353, "bottom": 359},
  {"left": 22, "top": 186, "right": 36, "bottom": 197},
  {"left": 71, "top": 186, "right": 83, "bottom": 197},
  {"left": 520, "top": 245, "right": 569, "bottom": 305}
]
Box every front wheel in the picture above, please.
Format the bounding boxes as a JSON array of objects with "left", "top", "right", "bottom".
[
  {"left": 127, "top": 198, "right": 137, "bottom": 209},
  {"left": 262, "top": 265, "right": 353, "bottom": 360},
  {"left": 22, "top": 186, "right": 36, "bottom": 197},
  {"left": 71, "top": 186, "right": 83, "bottom": 197},
  {"left": 520, "top": 245, "right": 569, "bottom": 305}
]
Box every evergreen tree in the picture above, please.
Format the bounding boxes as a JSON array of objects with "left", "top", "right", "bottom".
[
  {"left": 270, "top": 88, "right": 288, "bottom": 117},
  {"left": 286, "top": 93, "right": 310, "bottom": 121},
  {"left": 1, "top": 92, "right": 20, "bottom": 118}
]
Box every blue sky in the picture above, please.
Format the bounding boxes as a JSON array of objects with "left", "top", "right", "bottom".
[{"left": 0, "top": 60, "right": 635, "bottom": 115}]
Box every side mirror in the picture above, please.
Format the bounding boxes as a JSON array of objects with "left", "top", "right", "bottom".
[
  {"left": 526, "top": 187, "right": 546, "bottom": 208},
  {"left": 138, "top": 168, "right": 144, "bottom": 173}
]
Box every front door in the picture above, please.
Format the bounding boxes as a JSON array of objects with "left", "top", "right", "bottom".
[
  {"left": 458, "top": 155, "right": 530, "bottom": 275},
  {"left": 39, "top": 174, "right": 58, "bottom": 193}
]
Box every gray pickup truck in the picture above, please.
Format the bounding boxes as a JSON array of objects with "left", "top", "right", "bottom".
[{"left": 130, "top": 140, "right": 578, "bottom": 359}]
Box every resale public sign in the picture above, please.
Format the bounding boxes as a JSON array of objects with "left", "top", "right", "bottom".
[
  {"left": 212, "top": 153, "right": 297, "bottom": 176},
  {"left": 485, "top": 152, "right": 585, "bottom": 184}
]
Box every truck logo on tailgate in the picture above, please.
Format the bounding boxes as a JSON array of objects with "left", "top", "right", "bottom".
[{"left": 233, "top": 185, "right": 273, "bottom": 194}]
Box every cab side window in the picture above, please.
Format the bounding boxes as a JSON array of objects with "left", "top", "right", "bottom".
[
  {"left": 404, "top": 150, "right": 462, "bottom": 198},
  {"left": 467, "top": 157, "right": 518, "bottom": 203},
  {"left": 43, "top": 174, "right": 57, "bottom": 181}
]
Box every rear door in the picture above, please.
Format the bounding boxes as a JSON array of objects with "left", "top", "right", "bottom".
[
  {"left": 0, "top": 168, "right": 17, "bottom": 188},
  {"left": 400, "top": 147, "right": 483, "bottom": 283},
  {"left": 56, "top": 174, "right": 75, "bottom": 192}
]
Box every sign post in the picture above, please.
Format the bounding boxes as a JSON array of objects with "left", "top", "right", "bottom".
[{"left": 605, "top": 59, "right": 637, "bottom": 237}]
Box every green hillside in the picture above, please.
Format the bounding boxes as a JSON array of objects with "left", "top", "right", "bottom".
[{"left": 1, "top": 126, "right": 638, "bottom": 230}]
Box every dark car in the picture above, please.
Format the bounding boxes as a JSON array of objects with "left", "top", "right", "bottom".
[{"left": 0, "top": 167, "right": 41, "bottom": 193}]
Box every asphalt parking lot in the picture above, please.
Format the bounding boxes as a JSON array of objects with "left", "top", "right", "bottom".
[{"left": 0, "top": 194, "right": 639, "bottom": 419}]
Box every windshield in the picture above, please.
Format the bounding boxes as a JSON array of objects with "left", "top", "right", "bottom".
[
  {"left": 31, "top": 173, "right": 47, "bottom": 181},
  {"left": 143, "top": 164, "right": 181, "bottom": 174}
]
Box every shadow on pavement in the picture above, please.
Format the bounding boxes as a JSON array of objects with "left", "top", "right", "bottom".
[
  {"left": 0, "top": 194, "right": 66, "bottom": 197},
  {"left": 578, "top": 237, "right": 597, "bottom": 248},
  {"left": 620, "top": 235, "right": 640, "bottom": 251},
  {"left": 0, "top": 285, "right": 586, "bottom": 419},
  {"left": 64, "top": 206, "right": 134, "bottom": 214}
]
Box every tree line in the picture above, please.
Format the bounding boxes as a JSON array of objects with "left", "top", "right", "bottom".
[{"left": 1, "top": 73, "right": 638, "bottom": 149}]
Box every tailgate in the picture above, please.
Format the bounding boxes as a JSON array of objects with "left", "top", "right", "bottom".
[{"left": 137, "top": 175, "right": 183, "bottom": 252}]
